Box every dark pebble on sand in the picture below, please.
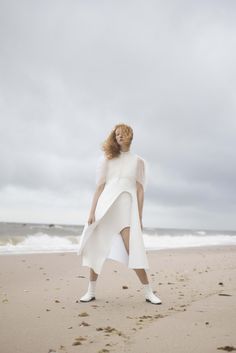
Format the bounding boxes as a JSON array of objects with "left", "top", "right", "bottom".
[{"left": 217, "top": 346, "right": 236, "bottom": 351}]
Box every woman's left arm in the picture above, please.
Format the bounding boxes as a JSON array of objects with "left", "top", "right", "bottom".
[{"left": 136, "top": 181, "right": 144, "bottom": 230}]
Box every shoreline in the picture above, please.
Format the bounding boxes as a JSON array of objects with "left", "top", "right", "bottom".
[
  {"left": 0, "top": 245, "right": 235, "bottom": 353},
  {"left": 0, "top": 243, "right": 235, "bottom": 257}
]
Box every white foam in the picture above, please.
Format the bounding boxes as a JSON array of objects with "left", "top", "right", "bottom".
[
  {"left": 0, "top": 231, "right": 235, "bottom": 255},
  {"left": 0, "top": 233, "right": 75, "bottom": 255},
  {"left": 143, "top": 233, "right": 236, "bottom": 250}
]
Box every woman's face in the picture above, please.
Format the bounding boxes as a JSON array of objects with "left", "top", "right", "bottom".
[{"left": 115, "top": 128, "right": 131, "bottom": 147}]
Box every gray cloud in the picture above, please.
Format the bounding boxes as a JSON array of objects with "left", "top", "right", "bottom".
[{"left": 0, "top": 0, "right": 236, "bottom": 229}]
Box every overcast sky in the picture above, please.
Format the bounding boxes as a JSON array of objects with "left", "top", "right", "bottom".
[{"left": 0, "top": 0, "right": 236, "bottom": 230}]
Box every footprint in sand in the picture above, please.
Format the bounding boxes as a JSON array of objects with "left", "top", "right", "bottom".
[{"left": 59, "top": 345, "right": 66, "bottom": 350}]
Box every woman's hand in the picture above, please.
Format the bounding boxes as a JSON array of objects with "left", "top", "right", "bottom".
[{"left": 88, "top": 212, "right": 96, "bottom": 225}]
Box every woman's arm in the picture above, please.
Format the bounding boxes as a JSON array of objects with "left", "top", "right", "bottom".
[
  {"left": 88, "top": 183, "right": 106, "bottom": 224},
  {"left": 136, "top": 181, "right": 144, "bottom": 230}
]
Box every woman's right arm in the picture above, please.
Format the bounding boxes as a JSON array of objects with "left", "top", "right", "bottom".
[{"left": 87, "top": 182, "right": 106, "bottom": 224}]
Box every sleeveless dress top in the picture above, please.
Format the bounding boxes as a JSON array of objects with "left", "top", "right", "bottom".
[{"left": 77, "top": 149, "right": 149, "bottom": 274}]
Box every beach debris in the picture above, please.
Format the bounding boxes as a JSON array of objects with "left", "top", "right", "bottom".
[
  {"left": 205, "top": 321, "right": 209, "bottom": 325},
  {"left": 68, "top": 326, "right": 73, "bottom": 329},
  {"left": 122, "top": 285, "right": 128, "bottom": 289},
  {"left": 2, "top": 298, "right": 8, "bottom": 303},
  {"left": 218, "top": 282, "right": 224, "bottom": 286},
  {"left": 72, "top": 341, "right": 81, "bottom": 346},
  {"left": 98, "top": 349, "right": 110, "bottom": 353},
  {"left": 54, "top": 299, "right": 60, "bottom": 303},
  {"left": 139, "top": 314, "right": 164, "bottom": 320},
  {"left": 139, "top": 315, "right": 153, "bottom": 319},
  {"left": 23, "top": 289, "right": 29, "bottom": 292},
  {"left": 218, "top": 294, "right": 232, "bottom": 296},
  {"left": 217, "top": 346, "right": 236, "bottom": 351},
  {"left": 46, "top": 309, "right": 51, "bottom": 311},
  {"left": 72, "top": 336, "right": 87, "bottom": 346},
  {"left": 79, "top": 321, "right": 90, "bottom": 327},
  {"left": 96, "top": 326, "right": 124, "bottom": 337},
  {"left": 76, "top": 275, "right": 86, "bottom": 278},
  {"left": 78, "top": 311, "right": 89, "bottom": 317},
  {"left": 48, "top": 349, "right": 56, "bottom": 352}
]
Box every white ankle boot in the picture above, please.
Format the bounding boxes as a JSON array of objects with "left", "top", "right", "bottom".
[
  {"left": 143, "top": 283, "right": 162, "bottom": 305},
  {"left": 80, "top": 280, "right": 97, "bottom": 302}
]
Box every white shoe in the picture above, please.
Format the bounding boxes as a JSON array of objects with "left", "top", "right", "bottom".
[
  {"left": 80, "top": 291, "right": 96, "bottom": 302},
  {"left": 80, "top": 280, "right": 97, "bottom": 302},
  {"left": 145, "top": 292, "right": 162, "bottom": 305}
]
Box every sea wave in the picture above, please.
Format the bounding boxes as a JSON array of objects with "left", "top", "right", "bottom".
[{"left": 0, "top": 231, "right": 236, "bottom": 255}]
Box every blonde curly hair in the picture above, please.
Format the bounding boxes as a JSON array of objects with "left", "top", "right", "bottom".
[{"left": 101, "top": 123, "right": 133, "bottom": 160}]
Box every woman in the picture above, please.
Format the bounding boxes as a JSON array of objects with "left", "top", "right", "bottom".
[{"left": 77, "top": 123, "right": 162, "bottom": 305}]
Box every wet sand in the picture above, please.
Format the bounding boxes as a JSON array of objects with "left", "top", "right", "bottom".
[{"left": 0, "top": 245, "right": 235, "bottom": 353}]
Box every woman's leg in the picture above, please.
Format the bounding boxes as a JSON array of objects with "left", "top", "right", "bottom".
[
  {"left": 90, "top": 268, "right": 98, "bottom": 281},
  {"left": 80, "top": 269, "right": 98, "bottom": 302},
  {"left": 120, "top": 227, "right": 149, "bottom": 284},
  {"left": 120, "top": 226, "right": 162, "bottom": 304}
]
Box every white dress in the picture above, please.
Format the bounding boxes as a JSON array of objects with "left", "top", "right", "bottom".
[{"left": 77, "top": 149, "right": 149, "bottom": 274}]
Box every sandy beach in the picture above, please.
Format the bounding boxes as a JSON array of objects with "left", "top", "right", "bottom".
[{"left": 0, "top": 245, "right": 235, "bottom": 353}]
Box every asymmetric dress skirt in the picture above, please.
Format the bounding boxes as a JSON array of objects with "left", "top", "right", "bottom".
[{"left": 81, "top": 191, "right": 132, "bottom": 271}]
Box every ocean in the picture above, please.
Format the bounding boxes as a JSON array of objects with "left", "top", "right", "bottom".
[{"left": 0, "top": 222, "right": 236, "bottom": 255}]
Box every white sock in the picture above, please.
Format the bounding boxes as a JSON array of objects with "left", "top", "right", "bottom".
[
  {"left": 143, "top": 283, "right": 153, "bottom": 296},
  {"left": 87, "top": 280, "right": 97, "bottom": 296}
]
